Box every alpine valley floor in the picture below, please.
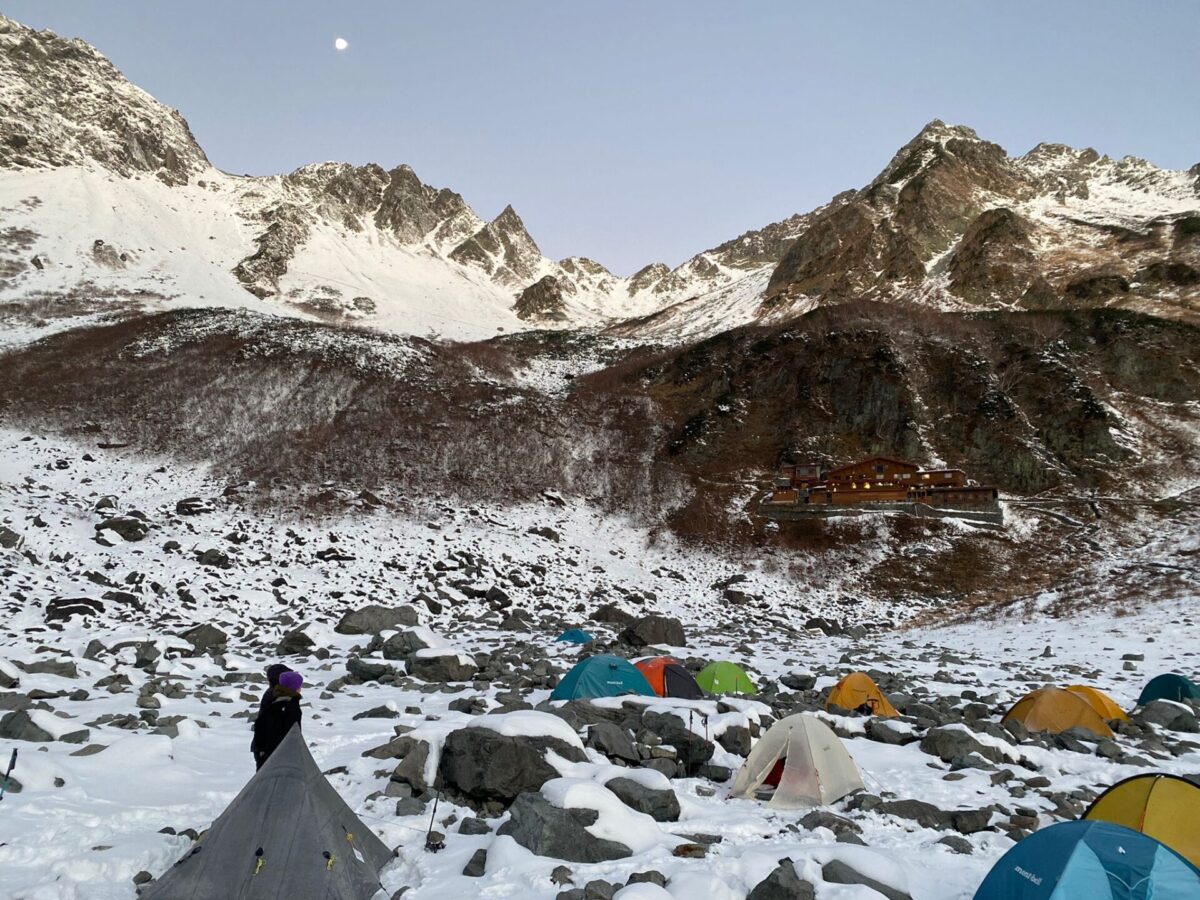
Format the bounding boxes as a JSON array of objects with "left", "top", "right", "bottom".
[{"left": 0, "top": 431, "right": 1197, "bottom": 900}]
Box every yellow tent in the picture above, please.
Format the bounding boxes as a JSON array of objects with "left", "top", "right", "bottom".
[
  {"left": 1002, "top": 687, "right": 1113, "bottom": 739},
  {"left": 825, "top": 672, "right": 899, "bottom": 718},
  {"left": 1065, "top": 685, "right": 1128, "bottom": 722},
  {"left": 1084, "top": 774, "right": 1200, "bottom": 868}
]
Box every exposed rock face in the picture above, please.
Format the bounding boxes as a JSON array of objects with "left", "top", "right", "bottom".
[
  {"left": 515, "top": 275, "right": 569, "bottom": 321},
  {"left": 0, "top": 14, "right": 208, "bottom": 180},
  {"left": 451, "top": 205, "right": 544, "bottom": 285},
  {"left": 765, "top": 119, "right": 1200, "bottom": 319},
  {"left": 948, "top": 208, "right": 1038, "bottom": 303}
]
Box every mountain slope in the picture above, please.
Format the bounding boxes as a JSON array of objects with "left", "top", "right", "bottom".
[{"left": 764, "top": 121, "right": 1200, "bottom": 321}]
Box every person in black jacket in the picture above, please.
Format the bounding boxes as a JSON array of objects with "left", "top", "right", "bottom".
[
  {"left": 252, "top": 670, "right": 303, "bottom": 770},
  {"left": 250, "top": 663, "right": 291, "bottom": 765}
]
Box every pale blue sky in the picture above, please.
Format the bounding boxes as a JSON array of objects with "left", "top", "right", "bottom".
[{"left": 6, "top": 1, "right": 1198, "bottom": 274}]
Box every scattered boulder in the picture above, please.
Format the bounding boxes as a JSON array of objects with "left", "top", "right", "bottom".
[
  {"left": 605, "top": 777, "right": 680, "bottom": 822},
  {"left": 585, "top": 722, "right": 638, "bottom": 764},
  {"left": 620, "top": 615, "right": 685, "bottom": 648},
  {"left": 0, "top": 526, "right": 23, "bottom": 549},
  {"left": 276, "top": 629, "right": 314, "bottom": 655},
  {"left": 920, "top": 726, "right": 1008, "bottom": 765},
  {"left": 439, "top": 728, "right": 587, "bottom": 805},
  {"left": 180, "top": 624, "right": 227, "bottom": 657},
  {"left": 196, "top": 548, "right": 232, "bottom": 569},
  {"left": 821, "top": 860, "right": 911, "bottom": 900},
  {"left": 498, "top": 792, "right": 632, "bottom": 862},
  {"left": 748, "top": 859, "right": 816, "bottom": 900},
  {"left": 45, "top": 597, "right": 105, "bottom": 623},
  {"left": 381, "top": 629, "right": 434, "bottom": 661},
  {"left": 408, "top": 651, "right": 478, "bottom": 683},
  {"left": 591, "top": 603, "right": 634, "bottom": 626},
  {"left": 346, "top": 658, "right": 398, "bottom": 683},
  {"left": 1139, "top": 700, "right": 1199, "bottom": 733},
  {"left": 335, "top": 605, "right": 419, "bottom": 636},
  {"left": 95, "top": 516, "right": 149, "bottom": 542}
]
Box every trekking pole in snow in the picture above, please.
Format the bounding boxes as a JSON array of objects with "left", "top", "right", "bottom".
[
  {"left": 0, "top": 749, "right": 17, "bottom": 801},
  {"left": 423, "top": 789, "right": 445, "bottom": 853}
]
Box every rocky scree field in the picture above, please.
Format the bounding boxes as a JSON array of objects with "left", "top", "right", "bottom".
[{"left": 0, "top": 431, "right": 1198, "bottom": 899}]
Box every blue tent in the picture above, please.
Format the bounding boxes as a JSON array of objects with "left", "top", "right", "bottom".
[
  {"left": 556, "top": 628, "right": 594, "bottom": 645},
  {"left": 973, "top": 820, "right": 1199, "bottom": 900},
  {"left": 1138, "top": 673, "right": 1200, "bottom": 706},
  {"left": 551, "top": 655, "right": 655, "bottom": 701}
]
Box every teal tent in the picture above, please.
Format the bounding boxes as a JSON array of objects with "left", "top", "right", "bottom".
[
  {"left": 556, "top": 629, "right": 594, "bottom": 645},
  {"left": 551, "top": 655, "right": 655, "bottom": 701},
  {"left": 972, "top": 820, "right": 1198, "bottom": 900},
  {"left": 1138, "top": 673, "right": 1200, "bottom": 705}
]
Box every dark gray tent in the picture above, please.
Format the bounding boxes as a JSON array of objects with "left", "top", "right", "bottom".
[{"left": 143, "top": 726, "right": 392, "bottom": 899}]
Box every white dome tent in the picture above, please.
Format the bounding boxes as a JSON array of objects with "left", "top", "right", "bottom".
[{"left": 729, "top": 714, "right": 865, "bottom": 809}]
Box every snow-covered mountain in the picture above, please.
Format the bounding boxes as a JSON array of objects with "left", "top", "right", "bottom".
[
  {"left": 0, "top": 14, "right": 805, "bottom": 341},
  {"left": 763, "top": 121, "right": 1200, "bottom": 320},
  {"left": 1, "top": 12, "right": 1197, "bottom": 347}
]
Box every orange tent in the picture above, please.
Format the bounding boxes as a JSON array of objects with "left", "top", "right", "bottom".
[
  {"left": 1002, "top": 687, "right": 1114, "bottom": 739},
  {"left": 1065, "top": 685, "right": 1128, "bottom": 722},
  {"left": 634, "top": 657, "right": 703, "bottom": 699},
  {"left": 825, "top": 672, "right": 899, "bottom": 718}
]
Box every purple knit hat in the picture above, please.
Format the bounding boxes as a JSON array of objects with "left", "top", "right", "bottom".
[{"left": 279, "top": 671, "right": 303, "bottom": 692}]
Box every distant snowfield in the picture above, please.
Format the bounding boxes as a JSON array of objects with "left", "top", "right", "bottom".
[{"left": 0, "top": 431, "right": 1197, "bottom": 899}]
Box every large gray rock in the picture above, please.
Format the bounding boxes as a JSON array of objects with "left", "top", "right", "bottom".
[
  {"left": 1139, "top": 700, "right": 1199, "bottom": 733},
  {"left": 408, "top": 652, "right": 477, "bottom": 683},
  {"left": 381, "top": 629, "right": 434, "bottom": 661},
  {"left": 17, "top": 659, "right": 78, "bottom": 679},
  {"left": 641, "top": 710, "right": 714, "bottom": 773},
  {"left": 336, "top": 605, "right": 419, "bottom": 636},
  {"left": 585, "top": 721, "right": 638, "bottom": 764},
  {"left": 748, "top": 860, "right": 816, "bottom": 900},
  {"left": 875, "top": 798, "right": 952, "bottom": 830},
  {"left": 45, "top": 597, "right": 105, "bottom": 623},
  {"left": 0, "top": 710, "right": 54, "bottom": 742},
  {"left": 920, "top": 726, "right": 1008, "bottom": 764},
  {"left": 0, "top": 526, "right": 23, "bottom": 549},
  {"left": 276, "top": 629, "right": 314, "bottom": 655},
  {"left": 821, "top": 860, "right": 911, "bottom": 900},
  {"left": 620, "top": 615, "right": 685, "bottom": 648},
  {"left": 181, "top": 624, "right": 228, "bottom": 657},
  {"left": 0, "top": 710, "right": 88, "bottom": 744},
  {"left": 95, "top": 516, "right": 149, "bottom": 542},
  {"left": 498, "top": 792, "right": 632, "bottom": 862},
  {"left": 439, "top": 728, "right": 586, "bottom": 804},
  {"left": 346, "top": 657, "right": 399, "bottom": 683},
  {"left": 605, "top": 777, "right": 680, "bottom": 822}
]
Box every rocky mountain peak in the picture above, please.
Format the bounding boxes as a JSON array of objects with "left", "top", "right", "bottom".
[
  {"left": 0, "top": 13, "right": 208, "bottom": 183},
  {"left": 628, "top": 262, "right": 670, "bottom": 294},
  {"left": 450, "top": 204, "right": 545, "bottom": 285}
]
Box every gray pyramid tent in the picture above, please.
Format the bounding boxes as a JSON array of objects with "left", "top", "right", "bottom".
[{"left": 143, "top": 726, "right": 393, "bottom": 899}]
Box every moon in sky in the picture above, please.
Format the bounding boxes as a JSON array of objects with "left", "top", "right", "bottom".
[{"left": 334, "top": 37, "right": 348, "bottom": 51}]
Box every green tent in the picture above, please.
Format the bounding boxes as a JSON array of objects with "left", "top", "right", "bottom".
[{"left": 697, "top": 661, "right": 757, "bottom": 696}]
